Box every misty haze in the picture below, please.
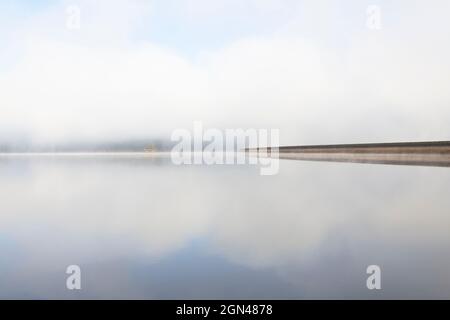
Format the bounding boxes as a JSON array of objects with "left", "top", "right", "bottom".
[{"left": 1, "top": 0, "right": 450, "bottom": 302}]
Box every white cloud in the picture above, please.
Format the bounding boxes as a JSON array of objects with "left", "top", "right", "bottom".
[{"left": 1, "top": 0, "right": 450, "bottom": 145}]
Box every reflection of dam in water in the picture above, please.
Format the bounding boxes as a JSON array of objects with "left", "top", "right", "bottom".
[{"left": 246, "top": 141, "right": 450, "bottom": 167}]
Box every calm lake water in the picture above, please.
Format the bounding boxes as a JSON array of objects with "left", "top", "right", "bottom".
[{"left": 1, "top": 154, "right": 450, "bottom": 299}]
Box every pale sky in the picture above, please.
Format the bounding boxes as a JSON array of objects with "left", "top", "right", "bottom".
[{"left": 1, "top": 0, "right": 450, "bottom": 145}]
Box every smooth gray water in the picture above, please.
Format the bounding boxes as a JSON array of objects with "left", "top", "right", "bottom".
[{"left": 1, "top": 154, "right": 450, "bottom": 299}]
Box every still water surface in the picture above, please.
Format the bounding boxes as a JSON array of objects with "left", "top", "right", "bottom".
[{"left": 1, "top": 154, "right": 450, "bottom": 299}]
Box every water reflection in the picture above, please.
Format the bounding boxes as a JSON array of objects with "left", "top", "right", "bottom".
[
  {"left": 277, "top": 152, "right": 450, "bottom": 167},
  {"left": 1, "top": 154, "right": 450, "bottom": 298}
]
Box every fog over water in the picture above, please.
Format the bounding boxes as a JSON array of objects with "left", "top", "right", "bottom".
[
  {"left": 1, "top": 0, "right": 450, "bottom": 299},
  {"left": 1, "top": 0, "right": 450, "bottom": 146}
]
